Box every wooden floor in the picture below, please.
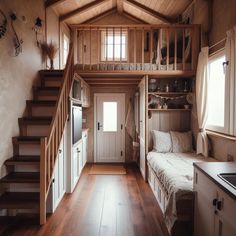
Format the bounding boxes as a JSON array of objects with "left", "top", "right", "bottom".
[{"left": 1, "top": 164, "right": 169, "bottom": 236}]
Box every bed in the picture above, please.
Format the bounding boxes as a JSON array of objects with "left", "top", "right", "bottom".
[{"left": 147, "top": 142, "right": 216, "bottom": 235}]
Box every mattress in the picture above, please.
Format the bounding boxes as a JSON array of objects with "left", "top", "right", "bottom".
[
  {"left": 74, "top": 63, "right": 191, "bottom": 71},
  {"left": 147, "top": 152, "right": 216, "bottom": 231}
]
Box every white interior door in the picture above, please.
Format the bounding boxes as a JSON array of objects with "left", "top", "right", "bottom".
[{"left": 95, "top": 93, "right": 125, "bottom": 163}]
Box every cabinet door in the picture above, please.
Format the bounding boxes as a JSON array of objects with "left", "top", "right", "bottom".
[
  {"left": 216, "top": 188, "right": 236, "bottom": 236},
  {"left": 78, "top": 141, "right": 83, "bottom": 175},
  {"left": 194, "top": 169, "right": 217, "bottom": 236},
  {"left": 82, "top": 134, "right": 88, "bottom": 168},
  {"left": 72, "top": 145, "right": 79, "bottom": 188}
]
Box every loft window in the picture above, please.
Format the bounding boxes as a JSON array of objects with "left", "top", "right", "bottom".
[
  {"left": 206, "top": 51, "right": 227, "bottom": 133},
  {"left": 63, "top": 34, "right": 69, "bottom": 68},
  {"left": 101, "top": 30, "right": 128, "bottom": 62}
]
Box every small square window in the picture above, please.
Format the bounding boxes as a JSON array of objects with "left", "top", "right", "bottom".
[{"left": 101, "top": 30, "right": 128, "bottom": 62}]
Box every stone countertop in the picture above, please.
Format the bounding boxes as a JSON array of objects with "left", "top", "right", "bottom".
[{"left": 194, "top": 162, "right": 236, "bottom": 200}]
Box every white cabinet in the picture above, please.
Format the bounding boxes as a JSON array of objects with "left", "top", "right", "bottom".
[
  {"left": 82, "top": 81, "right": 90, "bottom": 108},
  {"left": 47, "top": 134, "right": 66, "bottom": 213},
  {"left": 194, "top": 168, "right": 236, "bottom": 236},
  {"left": 71, "top": 140, "right": 83, "bottom": 191},
  {"left": 82, "top": 130, "right": 88, "bottom": 168}
]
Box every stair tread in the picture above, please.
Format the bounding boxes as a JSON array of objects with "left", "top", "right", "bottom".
[
  {"left": 11, "top": 155, "right": 40, "bottom": 160},
  {"left": 36, "top": 87, "right": 60, "bottom": 91},
  {"left": 5, "top": 158, "right": 39, "bottom": 165},
  {"left": 27, "top": 100, "right": 56, "bottom": 106},
  {"left": 0, "top": 172, "right": 40, "bottom": 183},
  {"left": 13, "top": 136, "right": 45, "bottom": 142},
  {"left": 0, "top": 192, "right": 39, "bottom": 209},
  {"left": 19, "top": 117, "right": 52, "bottom": 124}
]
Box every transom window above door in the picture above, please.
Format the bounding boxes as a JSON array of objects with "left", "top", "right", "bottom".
[{"left": 101, "top": 30, "right": 128, "bottom": 62}]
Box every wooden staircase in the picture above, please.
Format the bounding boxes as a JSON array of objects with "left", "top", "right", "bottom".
[{"left": 0, "top": 70, "right": 63, "bottom": 224}]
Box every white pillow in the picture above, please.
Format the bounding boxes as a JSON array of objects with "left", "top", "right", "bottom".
[
  {"left": 152, "top": 130, "right": 172, "bottom": 153},
  {"left": 170, "top": 131, "right": 193, "bottom": 153}
]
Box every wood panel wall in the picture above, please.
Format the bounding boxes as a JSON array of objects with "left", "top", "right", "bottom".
[{"left": 148, "top": 111, "right": 191, "bottom": 150}]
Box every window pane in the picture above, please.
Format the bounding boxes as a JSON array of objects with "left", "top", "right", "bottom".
[
  {"left": 207, "top": 55, "right": 226, "bottom": 127},
  {"left": 103, "top": 102, "right": 117, "bottom": 132}
]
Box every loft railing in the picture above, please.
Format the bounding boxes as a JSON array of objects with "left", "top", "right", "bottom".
[
  {"left": 73, "top": 24, "right": 200, "bottom": 73},
  {"left": 40, "top": 42, "right": 74, "bottom": 224}
]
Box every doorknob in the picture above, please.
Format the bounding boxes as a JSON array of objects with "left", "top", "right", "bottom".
[{"left": 98, "top": 122, "right": 103, "bottom": 130}]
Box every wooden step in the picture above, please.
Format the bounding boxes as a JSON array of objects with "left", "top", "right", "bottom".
[
  {"left": 39, "top": 69, "right": 64, "bottom": 77},
  {"left": 19, "top": 117, "right": 52, "bottom": 125},
  {"left": 34, "top": 87, "right": 60, "bottom": 96},
  {"left": 27, "top": 100, "right": 56, "bottom": 107},
  {"left": 0, "top": 172, "right": 40, "bottom": 184},
  {"left": 5, "top": 157, "right": 40, "bottom": 166},
  {"left": 0, "top": 192, "right": 39, "bottom": 209},
  {"left": 13, "top": 136, "right": 45, "bottom": 145}
]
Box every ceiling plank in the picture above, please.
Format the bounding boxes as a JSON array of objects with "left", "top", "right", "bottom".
[
  {"left": 45, "top": 0, "right": 67, "bottom": 8},
  {"left": 122, "top": 11, "right": 149, "bottom": 24},
  {"left": 60, "top": 0, "right": 109, "bottom": 22},
  {"left": 124, "top": 0, "right": 173, "bottom": 23},
  {"left": 82, "top": 7, "right": 117, "bottom": 24}
]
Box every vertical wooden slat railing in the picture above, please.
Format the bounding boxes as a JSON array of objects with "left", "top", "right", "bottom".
[
  {"left": 75, "top": 24, "right": 200, "bottom": 72},
  {"left": 40, "top": 42, "right": 74, "bottom": 225}
]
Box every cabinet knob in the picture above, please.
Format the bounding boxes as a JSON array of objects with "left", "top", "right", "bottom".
[
  {"left": 59, "top": 149, "right": 62, "bottom": 154},
  {"left": 212, "top": 198, "right": 218, "bottom": 206}
]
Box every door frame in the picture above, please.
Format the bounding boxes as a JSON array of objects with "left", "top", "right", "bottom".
[{"left": 94, "top": 93, "right": 126, "bottom": 163}]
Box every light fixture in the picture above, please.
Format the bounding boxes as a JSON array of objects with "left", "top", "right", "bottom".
[{"left": 32, "top": 17, "right": 43, "bottom": 47}]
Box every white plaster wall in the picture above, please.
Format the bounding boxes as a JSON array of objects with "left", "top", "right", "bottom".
[{"left": 0, "top": 0, "right": 47, "bottom": 177}]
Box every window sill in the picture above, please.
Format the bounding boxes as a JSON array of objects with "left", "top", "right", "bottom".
[{"left": 206, "top": 129, "right": 236, "bottom": 142}]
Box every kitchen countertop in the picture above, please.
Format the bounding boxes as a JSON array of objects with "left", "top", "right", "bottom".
[{"left": 194, "top": 162, "right": 236, "bottom": 200}]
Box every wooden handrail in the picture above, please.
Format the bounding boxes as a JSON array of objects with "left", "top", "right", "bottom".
[{"left": 40, "top": 42, "right": 74, "bottom": 224}]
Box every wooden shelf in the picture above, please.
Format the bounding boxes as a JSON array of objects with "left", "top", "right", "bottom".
[
  {"left": 148, "top": 108, "right": 191, "bottom": 111},
  {"left": 148, "top": 92, "right": 189, "bottom": 95}
]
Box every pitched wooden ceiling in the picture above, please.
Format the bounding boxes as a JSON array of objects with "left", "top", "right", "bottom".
[{"left": 46, "top": 0, "right": 193, "bottom": 25}]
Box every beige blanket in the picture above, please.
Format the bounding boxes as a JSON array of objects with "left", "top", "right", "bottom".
[{"left": 147, "top": 152, "right": 216, "bottom": 232}]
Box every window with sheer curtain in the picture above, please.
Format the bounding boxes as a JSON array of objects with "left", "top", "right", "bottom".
[{"left": 206, "top": 51, "right": 227, "bottom": 133}]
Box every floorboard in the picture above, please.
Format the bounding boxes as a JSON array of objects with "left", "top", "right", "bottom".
[{"left": 0, "top": 164, "right": 169, "bottom": 236}]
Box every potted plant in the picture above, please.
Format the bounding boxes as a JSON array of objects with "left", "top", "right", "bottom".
[{"left": 40, "top": 41, "right": 58, "bottom": 70}]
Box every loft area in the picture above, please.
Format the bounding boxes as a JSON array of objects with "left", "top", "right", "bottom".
[{"left": 0, "top": 0, "right": 236, "bottom": 236}]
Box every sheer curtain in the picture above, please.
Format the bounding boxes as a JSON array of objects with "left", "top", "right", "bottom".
[
  {"left": 225, "top": 26, "right": 236, "bottom": 135},
  {"left": 196, "top": 47, "right": 209, "bottom": 157}
]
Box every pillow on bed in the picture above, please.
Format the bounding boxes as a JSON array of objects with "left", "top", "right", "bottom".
[
  {"left": 170, "top": 131, "right": 193, "bottom": 153},
  {"left": 152, "top": 130, "right": 172, "bottom": 153}
]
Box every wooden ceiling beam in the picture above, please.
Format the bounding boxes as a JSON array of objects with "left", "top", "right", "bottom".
[
  {"left": 84, "top": 77, "right": 142, "bottom": 81},
  {"left": 117, "top": 0, "right": 124, "bottom": 13},
  {"left": 122, "top": 11, "right": 149, "bottom": 24},
  {"left": 45, "top": 0, "right": 67, "bottom": 8},
  {"left": 90, "top": 84, "right": 137, "bottom": 88},
  {"left": 88, "top": 82, "right": 139, "bottom": 85},
  {"left": 82, "top": 7, "right": 117, "bottom": 24},
  {"left": 124, "top": 0, "right": 173, "bottom": 23},
  {"left": 60, "top": 0, "right": 109, "bottom": 22}
]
